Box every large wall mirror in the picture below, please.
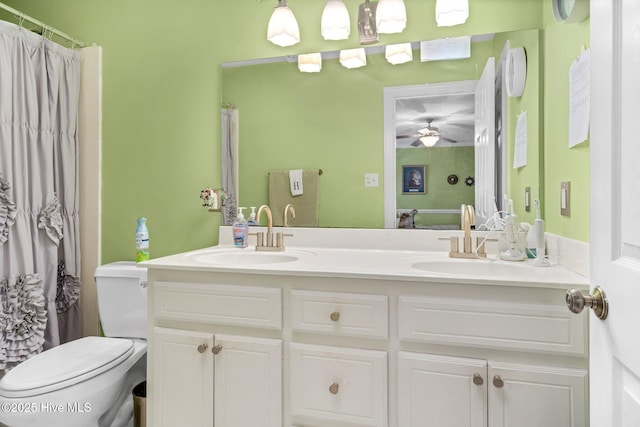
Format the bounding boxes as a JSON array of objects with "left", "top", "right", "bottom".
[{"left": 221, "top": 28, "right": 541, "bottom": 229}]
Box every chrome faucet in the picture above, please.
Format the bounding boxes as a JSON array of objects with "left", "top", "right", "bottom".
[
  {"left": 283, "top": 204, "right": 296, "bottom": 227},
  {"left": 254, "top": 204, "right": 292, "bottom": 251}
]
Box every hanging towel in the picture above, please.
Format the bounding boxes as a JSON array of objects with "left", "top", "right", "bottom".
[
  {"left": 289, "top": 169, "right": 304, "bottom": 196},
  {"left": 269, "top": 170, "right": 320, "bottom": 227}
]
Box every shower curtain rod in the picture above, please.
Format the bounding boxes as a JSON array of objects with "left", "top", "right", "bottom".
[{"left": 0, "top": 1, "right": 86, "bottom": 47}]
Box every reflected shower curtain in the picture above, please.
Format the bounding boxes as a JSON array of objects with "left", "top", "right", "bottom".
[
  {"left": 0, "top": 21, "right": 82, "bottom": 373},
  {"left": 221, "top": 107, "right": 239, "bottom": 225}
]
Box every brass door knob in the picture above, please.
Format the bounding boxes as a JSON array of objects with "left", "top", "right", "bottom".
[
  {"left": 473, "top": 373, "right": 484, "bottom": 386},
  {"left": 197, "top": 344, "right": 208, "bottom": 354},
  {"left": 493, "top": 375, "right": 504, "bottom": 388},
  {"left": 566, "top": 286, "right": 608, "bottom": 320},
  {"left": 330, "top": 311, "right": 340, "bottom": 322},
  {"left": 212, "top": 345, "right": 223, "bottom": 355},
  {"left": 329, "top": 382, "right": 339, "bottom": 394}
]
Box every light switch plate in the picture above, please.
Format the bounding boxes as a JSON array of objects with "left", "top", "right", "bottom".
[
  {"left": 525, "top": 187, "right": 531, "bottom": 212},
  {"left": 561, "top": 181, "right": 570, "bottom": 216},
  {"left": 365, "top": 173, "right": 379, "bottom": 187}
]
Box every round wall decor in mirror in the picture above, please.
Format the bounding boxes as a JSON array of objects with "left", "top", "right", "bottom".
[
  {"left": 447, "top": 174, "right": 459, "bottom": 185},
  {"left": 552, "top": 0, "right": 589, "bottom": 23}
]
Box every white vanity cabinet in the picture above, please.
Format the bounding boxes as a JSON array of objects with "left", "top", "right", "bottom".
[{"left": 145, "top": 250, "right": 589, "bottom": 427}]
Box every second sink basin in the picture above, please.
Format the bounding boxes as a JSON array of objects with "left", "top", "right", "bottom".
[
  {"left": 186, "top": 248, "right": 313, "bottom": 266},
  {"left": 411, "top": 258, "right": 537, "bottom": 278}
]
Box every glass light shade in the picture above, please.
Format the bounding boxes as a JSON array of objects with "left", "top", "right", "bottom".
[
  {"left": 435, "top": 0, "right": 469, "bottom": 27},
  {"left": 298, "top": 53, "right": 322, "bottom": 73},
  {"left": 376, "top": 0, "right": 407, "bottom": 34},
  {"left": 339, "top": 48, "right": 367, "bottom": 69},
  {"left": 321, "top": 0, "right": 351, "bottom": 40},
  {"left": 420, "top": 135, "right": 440, "bottom": 147},
  {"left": 385, "top": 43, "right": 413, "bottom": 65},
  {"left": 267, "top": 2, "right": 300, "bottom": 47}
]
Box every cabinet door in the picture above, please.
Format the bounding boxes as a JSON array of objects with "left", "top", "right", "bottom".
[
  {"left": 151, "top": 327, "right": 214, "bottom": 427},
  {"left": 488, "top": 362, "right": 588, "bottom": 427},
  {"left": 398, "top": 352, "right": 487, "bottom": 427},
  {"left": 214, "top": 334, "right": 282, "bottom": 427}
]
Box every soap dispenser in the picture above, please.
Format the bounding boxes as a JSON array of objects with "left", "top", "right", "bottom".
[
  {"left": 247, "top": 206, "right": 258, "bottom": 226},
  {"left": 232, "top": 207, "right": 248, "bottom": 248}
]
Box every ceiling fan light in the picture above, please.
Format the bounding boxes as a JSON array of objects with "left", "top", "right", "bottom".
[
  {"left": 420, "top": 135, "right": 440, "bottom": 147},
  {"left": 321, "top": 0, "right": 351, "bottom": 40},
  {"left": 267, "top": 0, "right": 300, "bottom": 47},
  {"left": 339, "top": 48, "right": 367, "bottom": 69},
  {"left": 376, "top": 0, "right": 407, "bottom": 34},
  {"left": 435, "top": 0, "right": 469, "bottom": 27},
  {"left": 298, "top": 53, "right": 322, "bottom": 72},
  {"left": 385, "top": 43, "right": 413, "bottom": 64}
]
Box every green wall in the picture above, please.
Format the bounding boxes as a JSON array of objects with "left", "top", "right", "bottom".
[{"left": 2, "top": 0, "right": 590, "bottom": 263}]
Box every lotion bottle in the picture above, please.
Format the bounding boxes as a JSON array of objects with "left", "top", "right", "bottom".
[
  {"left": 247, "top": 206, "right": 258, "bottom": 226},
  {"left": 232, "top": 207, "right": 248, "bottom": 248},
  {"left": 135, "top": 217, "right": 150, "bottom": 262}
]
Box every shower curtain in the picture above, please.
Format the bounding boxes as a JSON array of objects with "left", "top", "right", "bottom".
[
  {"left": 221, "top": 107, "right": 239, "bottom": 225},
  {"left": 0, "top": 20, "right": 82, "bottom": 373}
]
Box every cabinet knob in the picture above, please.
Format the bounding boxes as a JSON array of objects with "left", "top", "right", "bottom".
[
  {"left": 473, "top": 373, "right": 484, "bottom": 386},
  {"left": 329, "top": 382, "right": 340, "bottom": 394},
  {"left": 492, "top": 375, "right": 504, "bottom": 388},
  {"left": 566, "top": 286, "right": 608, "bottom": 320},
  {"left": 197, "top": 344, "right": 208, "bottom": 354},
  {"left": 330, "top": 311, "right": 340, "bottom": 322},
  {"left": 212, "top": 345, "right": 223, "bottom": 355}
]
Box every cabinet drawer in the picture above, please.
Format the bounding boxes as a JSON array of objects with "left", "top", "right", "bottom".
[
  {"left": 398, "top": 296, "right": 586, "bottom": 356},
  {"left": 291, "top": 290, "right": 388, "bottom": 339},
  {"left": 154, "top": 281, "right": 282, "bottom": 330},
  {"left": 290, "top": 343, "right": 387, "bottom": 426}
]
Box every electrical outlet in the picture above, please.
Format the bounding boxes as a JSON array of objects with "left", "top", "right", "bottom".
[
  {"left": 364, "top": 173, "right": 379, "bottom": 187},
  {"left": 561, "top": 181, "right": 571, "bottom": 216},
  {"left": 525, "top": 187, "right": 531, "bottom": 212}
]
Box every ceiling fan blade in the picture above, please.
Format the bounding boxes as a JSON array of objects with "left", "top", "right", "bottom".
[{"left": 410, "top": 140, "right": 423, "bottom": 147}]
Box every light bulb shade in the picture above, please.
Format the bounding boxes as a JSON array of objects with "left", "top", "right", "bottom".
[
  {"left": 420, "top": 135, "right": 440, "bottom": 147},
  {"left": 298, "top": 53, "right": 322, "bottom": 73},
  {"left": 267, "top": 3, "right": 300, "bottom": 47},
  {"left": 435, "top": 0, "right": 469, "bottom": 27},
  {"left": 339, "top": 48, "right": 367, "bottom": 69},
  {"left": 321, "top": 0, "right": 351, "bottom": 40},
  {"left": 376, "top": 0, "right": 407, "bottom": 34},
  {"left": 385, "top": 43, "right": 413, "bottom": 64}
]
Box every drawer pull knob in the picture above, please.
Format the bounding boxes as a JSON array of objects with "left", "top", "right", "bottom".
[
  {"left": 493, "top": 375, "right": 504, "bottom": 388},
  {"left": 330, "top": 311, "right": 340, "bottom": 322},
  {"left": 329, "top": 382, "right": 340, "bottom": 394},
  {"left": 473, "top": 373, "right": 484, "bottom": 386},
  {"left": 197, "top": 344, "right": 208, "bottom": 354},
  {"left": 212, "top": 345, "right": 223, "bottom": 355}
]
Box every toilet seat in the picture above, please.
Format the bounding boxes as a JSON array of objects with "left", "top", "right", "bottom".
[{"left": 0, "top": 336, "right": 134, "bottom": 398}]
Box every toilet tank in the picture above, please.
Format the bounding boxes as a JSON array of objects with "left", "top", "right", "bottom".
[{"left": 94, "top": 261, "right": 147, "bottom": 339}]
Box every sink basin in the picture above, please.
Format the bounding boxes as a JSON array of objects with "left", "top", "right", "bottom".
[
  {"left": 411, "top": 259, "right": 535, "bottom": 277},
  {"left": 186, "top": 249, "right": 312, "bottom": 266}
]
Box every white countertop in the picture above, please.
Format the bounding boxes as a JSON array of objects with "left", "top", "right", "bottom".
[{"left": 142, "top": 227, "right": 589, "bottom": 289}]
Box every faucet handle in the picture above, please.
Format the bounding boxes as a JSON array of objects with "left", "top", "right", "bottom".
[{"left": 276, "top": 232, "right": 294, "bottom": 249}]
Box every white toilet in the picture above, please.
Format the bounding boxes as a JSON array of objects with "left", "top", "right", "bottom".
[{"left": 0, "top": 262, "right": 148, "bottom": 427}]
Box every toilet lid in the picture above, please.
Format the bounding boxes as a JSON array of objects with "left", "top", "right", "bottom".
[{"left": 0, "top": 336, "right": 134, "bottom": 398}]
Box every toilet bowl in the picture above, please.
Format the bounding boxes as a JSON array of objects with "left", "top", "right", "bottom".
[{"left": 0, "top": 262, "right": 147, "bottom": 427}]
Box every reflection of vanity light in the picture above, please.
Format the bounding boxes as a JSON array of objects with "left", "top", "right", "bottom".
[
  {"left": 298, "top": 53, "right": 322, "bottom": 73},
  {"left": 385, "top": 43, "right": 413, "bottom": 65},
  {"left": 339, "top": 48, "right": 367, "bottom": 69},
  {"left": 267, "top": 0, "right": 300, "bottom": 47},
  {"left": 435, "top": 0, "right": 469, "bottom": 27},
  {"left": 419, "top": 135, "right": 440, "bottom": 147},
  {"left": 321, "top": 0, "right": 350, "bottom": 40},
  {"left": 376, "top": 0, "right": 407, "bottom": 34}
]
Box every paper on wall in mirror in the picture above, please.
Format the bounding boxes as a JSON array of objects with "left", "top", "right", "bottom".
[
  {"left": 569, "top": 48, "right": 591, "bottom": 148},
  {"left": 514, "top": 111, "right": 528, "bottom": 169}
]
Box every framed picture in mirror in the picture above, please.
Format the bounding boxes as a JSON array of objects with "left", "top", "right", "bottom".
[{"left": 402, "top": 165, "right": 426, "bottom": 194}]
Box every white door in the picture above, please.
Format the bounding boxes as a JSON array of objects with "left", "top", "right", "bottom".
[
  {"left": 589, "top": 0, "right": 640, "bottom": 425},
  {"left": 474, "top": 57, "right": 496, "bottom": 225}
]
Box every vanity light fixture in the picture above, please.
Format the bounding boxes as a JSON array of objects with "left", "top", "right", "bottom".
[
  {"left": 385, "top": 42, "right": 413, "bottom": 64},
  {"left": 435, "top": 0, "right": 469, "bottom": 27},
  {"left": 298, "top": 53, "right": 322, "bottom": 73},
  {"left": 376, "top": 0, "right": 407, "bottom": 34},
  {"left": 267, "top": 0, "right": 300, "bottom": 47},
  {"left": 339, "top": 48, "right": 367, "bottom": 69},
  {"left": 321, "top": 0, "right": 351, "bottom": 40}
]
